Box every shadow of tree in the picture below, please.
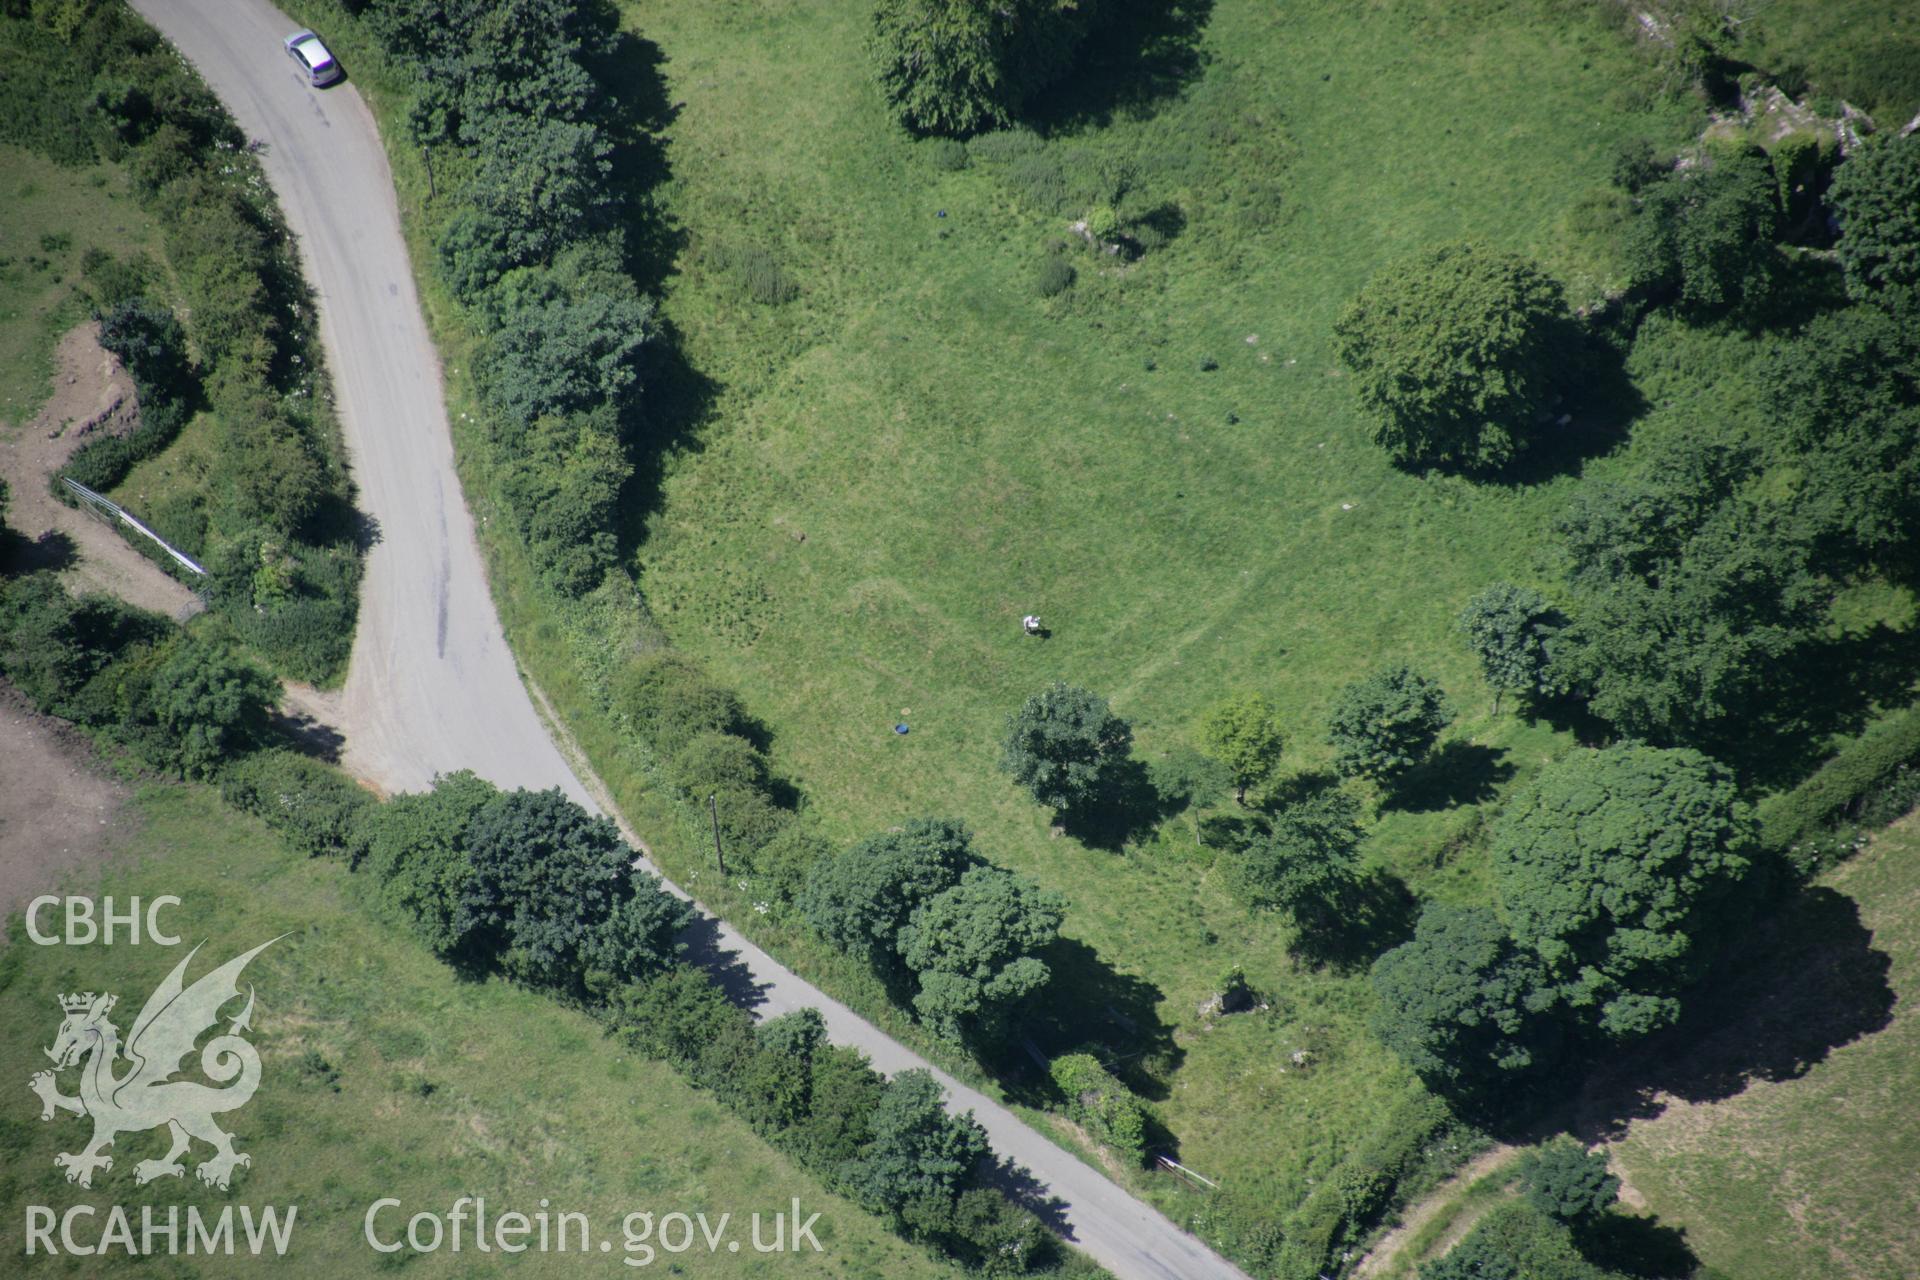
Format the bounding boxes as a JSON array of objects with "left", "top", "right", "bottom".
[
  {"left": 1257, "top": 768, "right": 1344, "bottom": 813},
  {"left": 1712, "top": 621, "right": 1920, "bottom": 789},
  {"left": 1388, "top": 739, "right": 1515, "bottom": 813},
  {"left": 1575, "top": 1212, "right": 1699, "bottom": 1279},
  {"left": 1290, "top": 867, "right": 1420, "bottom": 972},
  {"left": 1, "top": 529, "right": 78, "bottom": 574},
  {"left": 1563, "top": 885, "right": 1894, "bottom": 1143},
  {"left": 978, "top": 1153, "right": 1076, "bottom": 1237},
  {"left": 267, "top": 705, "right": 345, "bottom": 763},
  {"left": 677, "top": 912, "right": 776, "bottom": 1012},
  {"left": 1015, "top": 936, "right": 1181, "bottom": 1102},
  {"left": 580, "top": 30, "right": 723, "bottom": 560},
  {"left": 1486, "top": 320, "right": 1647, "bottom": 488},
  {"left": 1055, "top": 756, "right": 1190, "bottom": 851},
  {"left": 1027, "top": 0, "right": 1216, "bottom": 131}
]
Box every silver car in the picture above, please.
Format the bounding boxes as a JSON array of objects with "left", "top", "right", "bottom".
[{"left": 284, "top": 30, "right": 342, "bottom": 87}]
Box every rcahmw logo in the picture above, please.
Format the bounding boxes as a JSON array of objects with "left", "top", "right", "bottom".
[{"left": 23, "top": 935, "right": 299, "bottom": 1259}]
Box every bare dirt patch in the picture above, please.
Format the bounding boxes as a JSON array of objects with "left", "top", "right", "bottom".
[
  {"left": 0, "top": 321, "right": 201, "bottom": 620},
  {"left": 0, "top": 684, "right": 129, "bottom": 924}
]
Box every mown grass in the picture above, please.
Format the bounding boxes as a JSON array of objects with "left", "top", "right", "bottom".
[
  {"left": 1607, "top": 812, "right": 1920, "bottom": 1280},
  {"left": 0, "top": 147, "right": 159, "bottom": 427},
  {"left": 0, "top": 783, "right": 959, "bottom": 1279}
]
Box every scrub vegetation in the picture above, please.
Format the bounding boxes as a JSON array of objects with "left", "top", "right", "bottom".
[{"left": 1, "top": 4, "right": 361, "bottom": 681}]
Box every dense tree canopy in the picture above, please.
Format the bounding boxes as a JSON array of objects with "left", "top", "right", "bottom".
[
  {"left": 1829, "top": 132, "right": 1920, "bottom": 299},
  {"left": 1221, "top": 788, "right": 1366, "bottom": 929},
  {"left": 1326, "top": 665, "right": 1451, "bottom": 783},
  {"left": 1200, "top": 692, "right": 1285, "bottom": 803},
  {"left": 1369, "top": 903, "right": 1560, "bottom": 1098},
  {"left": 1623, "top": 146, "right": 1781, "bottom": 315},
  {"left": 359, "top": 769, "right": 498, "bottom": 957},
  {"left": 802, "top": 817, "right": 976, "bottom": 969},
  {"left": 1517, "top": 1137, "right": 1621, "bottom": 1227},
  {"left": 1456, "top": 582, "right": 1564, "bottom": 714},
  {"left": 1333, "top": 242, "right": 1573, "bottom": 471},
  {"left": 999, "top": 681, "right": 1133, "bottom": 811},
  {"left": 1420, "top": 1201, "right": 1613, "bottom": 1280},
  {"left": 901, "top": 865, "right": 1065, "bottom": 1046},
  {"left": 839, "top": 1069, "right": 989, "bottom": 1219},
  {"left": 869, "top": 0, "right": 1094, "bottom": 136},
  {"left": 1491, "top": 744, "right": 1756, "bottom": 1038},
  {"left": 148, "top": 635, "right": 277, "bottom": 778},
  {"left": 1758, "top": 302, "right": 1920, "bottom": 569},
  {"left": 458, "top": 786, "right": 690, "bottom": 991},
  {"left": 1547, "top": 449, "right": 1821, "bottom": 746}
]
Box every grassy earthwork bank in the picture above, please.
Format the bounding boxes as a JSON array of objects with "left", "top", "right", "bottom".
[{"left": 0, "top": 782, "right": 960, "bottom": 1279}]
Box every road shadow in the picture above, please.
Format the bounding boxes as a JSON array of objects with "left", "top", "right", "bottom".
[
  {"left": 676, "top": 912, "right": 775, "bottom": 1011},
  {"left": 0, "top": 529, "right": 78, "bottom": 574},
  {"left": 1561, "top": 884, "right": 1894, "bottom": 1142},
  {"left": 978, "top": 1153, "right": 1075, "bottom": 1237},
  {"left": 267, "top": 704, "right": 345, "bottom": 763}
]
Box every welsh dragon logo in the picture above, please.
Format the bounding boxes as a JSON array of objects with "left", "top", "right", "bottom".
[{"left": 29, "top": 938, "right": 282, "bottom": 1190}]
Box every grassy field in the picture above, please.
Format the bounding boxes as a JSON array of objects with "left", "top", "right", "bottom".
[
  {"left": 0, "top": 784, "right": 959, "bottom": 1279},
  {"left": 0, "top": 146, "right": 159, "bottom": 427},
  {"left": 1607, "top": 812, "right": 1920, "bottom": 1280},
  {"left": 605, "top": 0, "right": 1702, "bottom": 1224}
]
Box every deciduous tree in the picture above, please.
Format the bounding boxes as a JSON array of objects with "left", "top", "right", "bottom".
[
  {"left": 1456, "top": 583, "right": 1564, "bottom": 714},
  {"left": 1369, "top": 904, "right": 1560, "bottom": 1098},
  {"left": 901, "top": 865, "right": 1064, "bottom": 1046},
  {"left": 869, "top": 0, "right": 1093, "bottom": 136},
  {"left": 1221, "top": 788, "right": 1365, "bottom": 930},
  {"left": 802, "top": 818, "right": 976, "bottom": 969},
  {"left": 1326, "top": 666, "right": 1451, "bottom": 784},
  {"left": 1200, "top": 692, "right": 1285, "bottom": 803},
  {"left": 1333, "top": 242, "right": 1572, "bottom": 471},
  {"left": 1492, "top": 744, "right": 1756, "bottom": 1038},
  {"left": 461, "top": 787, "right": 689, "bottom": 991},
  {"left": 839, "top": 1069, "right": 989, "bottom": 1220},
  {"left": 999, "top": 682, "right": 1133, "bottom": 812},
  {"left": 1829, "top": 132, "right": 1920, "bottom": 298},
  {"left": 1623, "top": 146, "right": 1781, "bottom": 314},
  {"left": 1517, "top": 1137, "right": 1620, "bottom": 1227}
]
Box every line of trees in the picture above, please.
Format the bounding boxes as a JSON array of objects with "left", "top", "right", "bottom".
[
  {"left": 4, "top": 3, "right": 361, "bottom": 680},
  {"left": 360, "top": 0, "right": 655, "bottom": 597}
]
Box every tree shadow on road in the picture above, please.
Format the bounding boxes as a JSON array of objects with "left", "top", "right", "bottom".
[{"left": 676, "top": 913, "right": 775, "bottom": 1011}]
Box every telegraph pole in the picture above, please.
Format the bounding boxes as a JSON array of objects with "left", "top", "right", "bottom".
[{"left": 708, "top": 793, "right": 727, "bottom": 876}]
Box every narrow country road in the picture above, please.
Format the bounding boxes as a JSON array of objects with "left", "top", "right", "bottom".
[{"left": 128, "top": 4, "right": 1252, "bottom": 1278}]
